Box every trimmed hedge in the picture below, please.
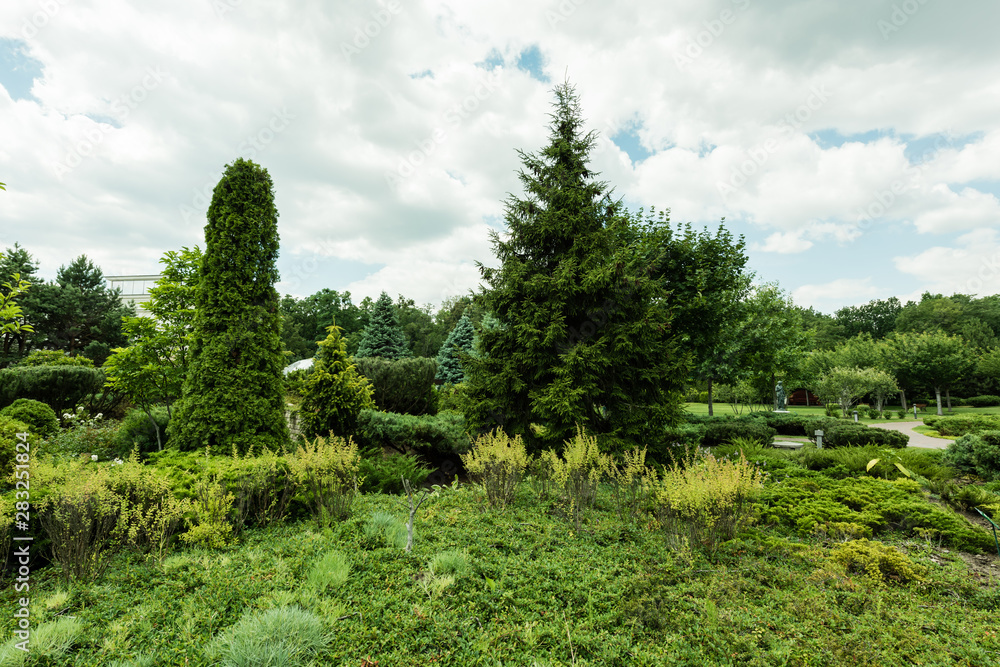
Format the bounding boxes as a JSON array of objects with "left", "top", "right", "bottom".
[
  {"left": 0, "top": 365, "right": 104, "bottom": 412},
  {"left": 966, "top": 395, "right": 1000, "bottom": 408},
  {"left": 0, "top": 399, "right": 59, "bottom": 438},
  {"left": 821, "top": 424, "right": 908, "bottom": 449}
]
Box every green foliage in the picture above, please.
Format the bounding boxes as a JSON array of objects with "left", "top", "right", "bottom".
[
  {"left": 222, "top": 448, "right": 297, "bottom": 530},
  {"left": 168, "top": 159, "right": 289, "bottom": 453},
  {"left": 701, "top": 421, "right": 776, "bottom": 447},
  {"left": 540, "top": 426, "right": 614, "bottom": 529},
  {"left": 105, "top": 452, "right": 188, "bottom": 561},
  {"left": 357, "top": 452, "right": 432, "bottom": 495},
  {"left": 429, "top": 549, "right": 472, "bottom": 578},
  {"left": 353, "top": 355, "right": 437, "bottom": 416},
  {"left": 280, "top": 288, "right": 368, "bottom": 361},
  {"left": 821, "top": 424, "right": 909, "bottom": 449},
  {"left": 830, "top": 539, "right": 926, "bottom": 586},
  {"left": 42, "top": 408, "right": 121, "bottom": 459},
  {"left": 435, "top": 311, "right": 475, "bottom": 385},
  {"left": 287, "top": 435, "right": 361, "bottom": 528},
  {"left": 0, "top": 617, "right": 83, "bottom": 665},
  {"left": 363, "top": 510, "right": 407, "bottom": 549},
  {"left": 655, "top": 449, "right": 765, "bottom": 552},
  {"left": 461, "top": 428, "right": 530, "bottom": 508},
  {"left": 924, "top": 413, "right": 1000, "bottom": 436},
  {"left": 355, "top": 291, "right": 411, "bottom": 360},
  {"left": 17, "top": 255, "right": 133, "bottom": 361},
  {"left": 283, "top": 367, "right": 312, "bottom": 398},
  {"left": 463, "top": 83, "right": 688, "bottom": 452},
  {"left": 0, "top": 398, "right": 58, "bottom": 437},
  {"left": 13, "top": 350, "right": 94, "bottom": 367},
  {"left": 798, "top": 445, "right": 955, "bottom": 481},
  {"left": 299, "top": 324, "right": 375, "bottom": 440},
  {"left": 305, "top": 550, "right": 351, "bottom": 592},
  {"left": 435, "top": 382, "right": 467, "bottom": 413},
  {"left": 206, "top": 606, "right": 330, "bottom": 667},
  {"left": 942, "top": 431, "right": 1000, "bottom": 481},
  {"left": 758, "top": 474, "right": 995, "bottom": 552},
  {"left": 0, "top": 416, "right": 34, "bottom": 479},
  {"left": 0, "top": 364, "right": 104, "bottom": 412},
  {"left": 835, "top": 297, "right": 902, "bottom": 340},
  {"left": 179, "top": 476, "right": 235, "bottom": 549},
  {"left": 114, "top": 406, "right": 170, "bottom": 454},
  {"left": 887, "top": 330, "right": 977, "bottom": 416},
  {"left": 659, "top": 423, "right": 706, "bottom": 462},
  {"left": 355, "top": 409, "right": 469, "bottom": 457},
  {"left": 814, "top": 366, "right": 897, "bottom": 417}
]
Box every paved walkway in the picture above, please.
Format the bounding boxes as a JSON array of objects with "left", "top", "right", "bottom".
[{"left": 868, "top": 420, "right": 951, "bottom": 450}]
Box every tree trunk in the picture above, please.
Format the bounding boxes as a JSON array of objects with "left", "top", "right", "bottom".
[
  {"left": 899, "top": 389, "right": 907, "bottom": 412},
  {"left": 935, "top": 387, "right": 943, "bottom": 416},
  {"left": 144, "top": 407, "right": 162, "bottom": 451},
  {"left": 946, "top": 389, "right": 952, "bottom": 413},
  {"left": 707, "top": 378, "right": 714, "bottom": 417}
]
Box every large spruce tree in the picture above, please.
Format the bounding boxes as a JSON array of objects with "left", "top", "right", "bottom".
[
  {"left": 300, "top": 322, "right": 375, "bottom": 440},
  {"left": 167, "top": 158, "right": 289, "bottom": 452},
  {"left": 462, "top": 82, "right": 689, "bottom": 454},
  {"left": 355, "top": 291, "right": 410, "bottom": 360}
]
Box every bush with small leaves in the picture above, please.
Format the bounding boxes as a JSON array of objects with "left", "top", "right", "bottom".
[
  {"left": 357, "top": 452, "right": 432, "bottom": 495},
  {"left": 461, "top": 428, "right": 529, "bottom": 509},
  {"left": 0, "top": 398, "right": 59, "bottom": 438},
  {"left": 830, "top": 538, "right": 926, "bottom": 586},
  {"left": 543, "top": 425, "right": 614, "bottom": 529},
  {"left": 288, "top": 435, "right": 361, "bottom": 527},
  {"left": 966, "top": 395, "right": 1000, "bottom": 408}
]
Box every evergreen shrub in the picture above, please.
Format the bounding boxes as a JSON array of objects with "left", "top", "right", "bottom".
[
  {"left": 357, "top": 453, "right": 432, "bottom": 495},
  {"left": 0, "top": 398, "right": 59, "bottom": 437},
  {"left": 702, "top": 421, "right": 775, "bottom": 447},
  {"left": 355, "top": 409, "right": 469, "bottom": 457},
  {"left": 299, "top": 325, "right": 375, "bottom": 441},
  {"left": 0, "top": 365, "right": 103, "bottom": 412},
  {"left": 821, "top": 424, "right": 908, "bottom": 449},
  {"left": 353, "top": 356, "right": 437, "bottom": 416},
  {"left": 924, "top": 414, "right": 1000, "bottom": 437},
  {"left": 942, "top": 431, "right": 1000, "bottom": 481},
  {"left": 114, "top": 406, "right": 170, "bottom": 454}
]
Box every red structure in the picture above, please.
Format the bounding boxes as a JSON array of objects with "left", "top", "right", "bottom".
[{"left": 788, "top": 388, "right": 822, "bottom": 406}]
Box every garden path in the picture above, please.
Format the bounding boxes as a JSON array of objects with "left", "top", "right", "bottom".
[{"left": 868, "top": 420, "right": 949, "bottom": 450}]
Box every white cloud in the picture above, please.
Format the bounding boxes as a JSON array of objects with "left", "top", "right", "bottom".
[
  {"left": 792, "top": 278, "right": 881, "bottom": 312},
  {"left": 893, "top": 228, "right": 1000, "bottom": 298}
]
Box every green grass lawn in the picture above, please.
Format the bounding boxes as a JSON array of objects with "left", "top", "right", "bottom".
[
  {"left": 684, "top": 402, "right": 1000, "bottom": 423},
  {"left": 2, "top": 453, "right": 998, "bottom": 666}
]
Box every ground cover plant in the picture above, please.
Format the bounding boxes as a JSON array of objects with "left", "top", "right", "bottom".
[{"left": 2, "top": 430, "right": 998, "bottom": 665}]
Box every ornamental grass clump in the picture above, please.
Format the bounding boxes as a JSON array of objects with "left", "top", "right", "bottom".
[
  {"left": 306, "top": 550, "right": 351, "bottom": 593},
  {"left": 460, "top": 428, "right": 529, "bottom": 509},
  {"left": 655, "top": 449, "right": 765, "bottom": 553},
  {"left": 206, "top": 606, "right": 330, "bottom": 667},
  {"left": 288, "top": 435, "right": 361, "bottom": 527}
]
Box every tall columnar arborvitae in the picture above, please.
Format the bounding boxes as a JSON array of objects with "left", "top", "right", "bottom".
[
  {"left": 435, "top": 311, "right": 475, "bottom": 385},
  {"left": 355, "top": 291, "right": 411, "bottom": 360},
  {"left": 300, "top": 322, "right": 375, "bottom": 440},
  {"left": 167, "top": 158, "right": 289, "bottom": 452},
  {"left": 462, "top": 82, "right": 689, "bottom": 454}
]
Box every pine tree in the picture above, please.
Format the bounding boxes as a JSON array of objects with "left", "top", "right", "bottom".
[
  {"left": 434, "top": 311, "right": 475, "bottom": 385},
  {"left": 167, "top": 158, "right": 289, "bottom": 452},
  {"left": 300, "top": 322, "right": 375, "bottom": 439},
  {"left": 355, "top": 291, "right": 410, "bottom": 360},
  {"left": 462, "top": 82, "right": 688, "bottom": 454}
]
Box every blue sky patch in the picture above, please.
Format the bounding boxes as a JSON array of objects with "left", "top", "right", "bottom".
[
  {"left": 0, "top": 38, "right": 43, "bottom": 102},
  {"left": 611, "top": 123, "right": 653, "bottom": 164},
  {"left": 476, "top": 49, "right": 504, "bottom": 71},
  {"left": 409, "top": 69, "right": 434, "bottom": 79},
  {"left": 809, "top": 128, "right": 888, "bottom": 149},
  {"left": 276, "top": 256, "right": 385, "bottom": 300},
  {"left": 903, "top": 131, "right": 982, "bottom": 163},
  {"left": 515, "top": 45, "right": 549, "bottom": 83}
]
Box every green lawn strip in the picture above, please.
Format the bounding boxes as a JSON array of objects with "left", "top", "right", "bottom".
[
  {"left": 913, "top": 425, "right": 958, "bottom": 440},
  {"left": 1, "top": 472, "right": 998, "bottom": 665}
]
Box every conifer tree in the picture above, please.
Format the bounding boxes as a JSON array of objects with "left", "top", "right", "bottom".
[
  {"left": 300, "top": 322, "right": 375, "bottom": 439},
  {"left": 355, "top": 291, "right": 410, "bottom": 360},
  {"left": 167, "top": 158, "right": 289, "bottom": 452},
  {"left": 434, "top": 311, "right": 475, "bottom": 385},
  {"left": 462, "top": 82, "right": 688, "bottom": 454}
]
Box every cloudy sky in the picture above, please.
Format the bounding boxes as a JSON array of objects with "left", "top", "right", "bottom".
[{"left": 2, "top": 0, "right": 999, "bottom": 315}]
